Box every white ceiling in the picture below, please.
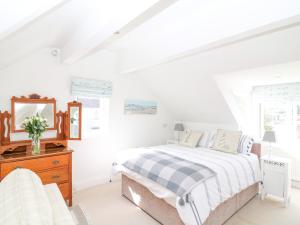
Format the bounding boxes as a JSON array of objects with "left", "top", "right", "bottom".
[
  {"left": 60, "top": 0, "right": 161, "bottom": 63},
  {"left": 0, "top": 0, "right": 66, "bottom": 40},
  {"left": 0, "top": 0, "right": 161, "bottom": 68},
  {"left": 0, "top": 0, "right": 80, "bottom": 68},
  {"left": 0, "top": 0, "right": 300, "bottom": 71},
  {"left": 1, "top": 0, "right": 300, "bottom": 125},
  {"left": 111, "top": 0, "right": 300, "bottom": 72}
]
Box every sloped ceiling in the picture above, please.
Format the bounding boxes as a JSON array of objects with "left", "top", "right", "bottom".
[
  {"left": 0, "top": 0, "right": 66, "bottom": 40},
  {"left": 136, "top": 24, "right": 300, "bottom": 124},
  {"left": 1, "top": 0, "right": 300, "bottom": 126},
  {"left": 0, "top": 0, "right": 81, "bottom": 68},
  {"left": 0, "top": 0, "right": 162, "bottom": 68},
  {"left": 1, "top": 0, "right": 300, "bottom": 70},
  {"left": 110, "top": 0, "right": 300, "bottom": 73}
]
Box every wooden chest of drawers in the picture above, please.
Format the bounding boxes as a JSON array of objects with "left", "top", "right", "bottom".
[{"left": 0, "top": 148, "right": 73, "bottom": 206}]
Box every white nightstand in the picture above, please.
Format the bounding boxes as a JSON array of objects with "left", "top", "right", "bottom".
[
  {"left": 167, "top": 139, "right": 179, "bottom": 144},
  {"left": 261, "top": 155, "right": 292, "bottom": 207}
]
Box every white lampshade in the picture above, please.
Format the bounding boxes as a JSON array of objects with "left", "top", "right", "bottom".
[{"left": 262, "top": 131, "right": 276, "bottom": 143}]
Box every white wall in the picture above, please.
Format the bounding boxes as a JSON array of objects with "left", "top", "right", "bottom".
[
  {"left": 0, "top": 48, "right": 173, "bottom": 190},
  {"left": 180, "top": 121, "right": 238, "bottom": 132},
  {"left": 133, "top": 48, "right": 238, "bottom": 127}
]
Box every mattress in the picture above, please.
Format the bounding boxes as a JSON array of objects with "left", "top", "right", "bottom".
[{"left": 114, "top": 144, "right": 261, "bottom": 225}]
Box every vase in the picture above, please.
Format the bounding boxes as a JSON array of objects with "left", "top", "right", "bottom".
[{"left": 32, "top": 137, "right": 41, "bottom": 154}]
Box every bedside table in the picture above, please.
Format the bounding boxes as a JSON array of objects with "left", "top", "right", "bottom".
[
  {"left": 167, "top": 139, "right": 179, "bottom": 144},
  {"left": 261, "top": 155, "right": 291, "bottom": 207}
]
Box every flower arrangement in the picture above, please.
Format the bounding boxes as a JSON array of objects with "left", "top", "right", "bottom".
[{"left": 22, "top": 113, "right": 49, "bottom": 154}]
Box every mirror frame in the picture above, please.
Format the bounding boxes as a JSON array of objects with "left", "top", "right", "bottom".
[
  {"left": 68, "top": 101, "right": 82, "bottom": 140},
  {"left": 11, "top": 94, "right": 57, "bottom": 133}
]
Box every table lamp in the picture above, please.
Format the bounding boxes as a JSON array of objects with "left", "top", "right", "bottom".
[
  {"left": 174, "top": 123, "right": 184, "bottom": 142},
  {"left": 262, "top": 131, "right": 276, "bottom": 158}
]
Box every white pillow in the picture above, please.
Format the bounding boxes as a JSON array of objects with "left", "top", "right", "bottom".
[
  {"left": 0, "top": 169, "right": 53, "bottom": 225},
  {"left": 199, "top": 130, "right": 216, "bottom": 148},
  {"left": 207, "top": 130, "right": 217, "bottom": 148},
  {"left": 238, "top": 135, "right": 254, "bottom": 154},
  {"left": 198, "top": 131, "right": 209, "bottom": 147},
  {"left": 181, "top": 129, "right": 192, "bottom": 143},
  {"left": 180, "top": 131, "right": 203, "bottom": 148},
  {"left": 212, "top": 129, "right": 242, "bottom": 154}
]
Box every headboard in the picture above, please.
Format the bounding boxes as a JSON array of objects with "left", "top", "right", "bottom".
[{"left": 251, "top": 143, "right": 261, "bottom": 158}]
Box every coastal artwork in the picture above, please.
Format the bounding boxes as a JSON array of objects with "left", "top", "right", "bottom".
[{"left": 124, "top": 99, "right": 157, "bottom": 115}]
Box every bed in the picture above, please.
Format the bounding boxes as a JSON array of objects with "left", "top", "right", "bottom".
[{"left": 114, "top": 142, "right": 261, "bottom": 225}]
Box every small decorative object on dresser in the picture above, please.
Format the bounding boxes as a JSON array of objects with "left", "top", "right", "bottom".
[
  {"left": 22, "top": 114, "right": 49, "bottom": 154},
  {"left": 261, "top": 155, "right": 291, "bottom": 207}
]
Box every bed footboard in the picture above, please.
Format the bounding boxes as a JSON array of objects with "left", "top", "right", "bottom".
[
  {"left": 122, "top": 174, "right": 258, "bottom": 225},
  {"left": 122, "top": 174, "right": 183, "bottom": 225}
]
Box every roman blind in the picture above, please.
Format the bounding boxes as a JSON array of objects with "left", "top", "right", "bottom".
[
  {"left": 71, "top": 77, "right": 112, "bottom": 98},
  {"left": 253, "top": 82, "right": 300, "bottom": 102}
]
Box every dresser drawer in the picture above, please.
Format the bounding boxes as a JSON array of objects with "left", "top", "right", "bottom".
[
  {"left": 0, "top": 154, "right": 69, "bottom": 178},
  {"left": 37, "top": 167, "right": 69, "bottom": 184},
  {"left": 58, "top": 182, "right": 70, "bottom": 199}
]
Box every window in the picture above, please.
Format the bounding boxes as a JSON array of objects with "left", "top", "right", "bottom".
[
  {"left": 253, "top": 82, "right": 300, "bottom": 145},
  {"left": 77, "top": 97, "right": 110, "bottom": 138},
  {"left": 259, "top": 102, "right": 300, "bottom": 144}
]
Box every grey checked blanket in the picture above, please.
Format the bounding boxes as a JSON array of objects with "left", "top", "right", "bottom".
[{"left": 123, "top": 151, "right": 216, "bottom": 205}]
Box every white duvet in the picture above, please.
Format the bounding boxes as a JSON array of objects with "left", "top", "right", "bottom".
[{"left": 114, "top": 144, "right": 261, "bottom": 225}]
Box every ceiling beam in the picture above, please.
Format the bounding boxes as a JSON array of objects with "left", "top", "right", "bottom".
[
  {"left": 0, "top": 0, "right": 69, "bottom": 41},
  {"left": 120, "top": 15, "right": 300, "bottom": 74},
  {"left": 61, "top": 0, "right": 179, "bottom": 64}
]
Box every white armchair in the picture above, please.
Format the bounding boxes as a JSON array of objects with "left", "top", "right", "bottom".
[{"left": 0, "top": 169, "right": 76, "bottom": 225}]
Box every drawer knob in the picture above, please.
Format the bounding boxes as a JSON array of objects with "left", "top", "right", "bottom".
[
  {"left": 52, "top": 160, "right": 60, "bottom": 165},
  {"left": 52, "top": 175, "right": 60, "bottom": 179}
]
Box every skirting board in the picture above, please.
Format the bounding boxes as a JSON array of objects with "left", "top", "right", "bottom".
[
  {"left": 122, "top": 174, "right": 259, "bottom": 225},
  {"left": 73, "top": 175, "right": 121, "bottom": 191}
]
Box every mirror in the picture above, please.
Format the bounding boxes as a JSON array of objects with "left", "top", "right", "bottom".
[
  {"left": 10, "top": 130, "right": 57, "bottom": 142},
  {"left": 11, "top": 94, "right": 56, "bottom": 132},
  {"left": 14, "top": 103, "right": 55, "bottom": 130},
  {"left": 68, "top": 101, "right": 82, "bottom": 140}
]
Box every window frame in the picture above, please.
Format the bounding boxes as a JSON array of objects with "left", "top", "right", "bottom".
[
  {"left": 258, "top": 101, "right": 300, "bottom": 147},
  {"left": 74, "top": 96, "right": 110, "bottom": 139}
]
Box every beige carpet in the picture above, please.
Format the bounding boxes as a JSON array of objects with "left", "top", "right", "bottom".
[{"left": 74, "top": 181, "right": 300, "bottom": 225}]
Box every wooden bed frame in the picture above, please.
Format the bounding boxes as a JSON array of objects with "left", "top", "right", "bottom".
[{"left": 121, "top": 143, "right": 261, "bottom": 225}]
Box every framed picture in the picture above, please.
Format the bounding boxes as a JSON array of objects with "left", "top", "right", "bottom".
[{"left": 124, "top": 99, "right": 157, "bottom": 115}]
